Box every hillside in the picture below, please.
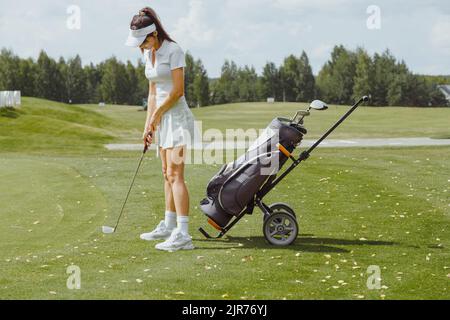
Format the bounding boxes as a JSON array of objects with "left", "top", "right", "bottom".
[
  {"left": 0, "top": 98, "right": 126, "bottom": 154},
  {"left": 2, "top": 98, "right": 450, "bottom": 154}
]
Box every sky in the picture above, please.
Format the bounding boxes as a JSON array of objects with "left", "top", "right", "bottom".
[{"left": 0, "top": 0, "right": 449, "bottom": 77}]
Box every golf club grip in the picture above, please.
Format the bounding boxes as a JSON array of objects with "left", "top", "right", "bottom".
[{"left": 143, "top": 131, "right": 154, "bottom": 153}]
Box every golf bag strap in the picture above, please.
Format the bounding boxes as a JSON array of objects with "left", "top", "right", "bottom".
[{"left": 277, "top": 143, "right": 295, "bottom": 160}]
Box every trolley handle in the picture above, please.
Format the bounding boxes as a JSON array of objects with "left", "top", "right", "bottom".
[{"left": 304, "top": 96, "right": 369, "bottom": 155}]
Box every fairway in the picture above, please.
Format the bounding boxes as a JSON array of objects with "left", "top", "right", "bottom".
[{"left": 0, "top": 98, "right": 449, "bottom": 299}]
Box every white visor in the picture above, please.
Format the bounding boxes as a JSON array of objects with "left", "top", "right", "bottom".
[{"left": 125, "top": 24, "right": 157, "bottom": 47}]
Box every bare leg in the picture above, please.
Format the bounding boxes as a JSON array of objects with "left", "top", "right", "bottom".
[
  {"left": 160, "top": 147, "right": 176, "bottom": 212},
  {"left": 166, "top": 146, "right": 189, "bottom": 217}
]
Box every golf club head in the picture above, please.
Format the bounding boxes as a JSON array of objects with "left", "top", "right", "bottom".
[
  {"left": 310, "top": 100, "right": 328, "bottom": 111},
  {"left": 102, "top": 226, "right": 115, "bottom": 234}
]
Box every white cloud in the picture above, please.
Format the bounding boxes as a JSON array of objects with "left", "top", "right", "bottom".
[
  {"left": 430, "top": 16, "right": 450, "bottom": 52},
  {"left": 1, "top": 0, "right": 450, "bottom": 77},
  {"left": 311, "top": 44, "right": 333, "bottom": 59},
  {"left": 172, "top": 0, "right": 215, "bottom": 49},
  {"left": 273, "top": 0, "right": 353, "bottom": 12}
]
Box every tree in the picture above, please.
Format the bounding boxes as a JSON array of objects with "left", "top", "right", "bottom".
[
  {"left": 85, "top": 62, "right": 102, "bottom": 103},
  {"left": 193, "top": 59, "right": 210, "bottom": 107},
  {"left": 134, "top": 58, "right": 149, "bottom": 107},
  {"left": 296, "top": 51, "right": 315, "bottom": 102},
  {"left": 212, "top": 60, "right": 239, "bottom": 104},
  {"left": 371, "top": 50, "right": 397, "bottom": 106},
  {"left": 0, "top": 49, "right": 21, "bottom": 91},
  {"left": 1, "top": 46, "right": 447, "bottom": 108},
  {"left": 352, "top": 48, "right": 373, "bottom": 102},
  {"left": 260, "top": 62, "right": 281, "bottom": 101},
  {"left": 100, "top": 57, "right": 130, "bottom": 105},
  {"left": 125, "top": 61, "right": 140, "bottom": 105},
  {"left": 18, "top": 58, "right": 37, "bottom": 97},
  {"left": 317, "top": 45, "right": 357, "bottom": 104},
  {"left": 184, "top": 52, "right": 196, "bottom": 107},
  {"left": 66, "top": 55, "right": 87, "bottom": 103},
  {"left": 280, "top": 55, "right": 298, "bottom": 102},
  {"left": 236, "top": 65, "right": 259, "bottom": 102},
  {"left": 35, "top": 50, "right": 64, "bottom": 101}
]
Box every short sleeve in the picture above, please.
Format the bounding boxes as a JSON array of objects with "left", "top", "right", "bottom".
[{"left": 169, "top": 45, "right": 186, "bottom": 70}]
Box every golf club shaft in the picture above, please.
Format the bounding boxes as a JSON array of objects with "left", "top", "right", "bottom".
[{"left": 113, "top": 149, "right": 147, "bottom": 231}]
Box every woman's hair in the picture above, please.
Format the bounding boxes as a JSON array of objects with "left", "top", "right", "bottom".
[{"left": 130, "top": 7, "right": 176, "bottom": 53}]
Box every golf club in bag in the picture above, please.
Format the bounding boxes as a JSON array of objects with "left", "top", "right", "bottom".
[
  {"left": 198, "top": 96, "right": 369, "bottom": 245},
  {"left": 102, "top": 132, "right": 152, "bottom": 234}
]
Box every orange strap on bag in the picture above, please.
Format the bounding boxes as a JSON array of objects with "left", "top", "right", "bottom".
[
  {"left": 208, "top": 218, "right": 222, "bottom": 231},
  {"left": 276, "top": 143, "right": 293, "bottom": 159}
]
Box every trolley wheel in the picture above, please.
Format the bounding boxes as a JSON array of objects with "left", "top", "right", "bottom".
[
  {"left": 269, "top": 202, "right": 296, "bottom": 217},
  {"left": 263, "top": 211, "right": 299, "bottom": 246}
]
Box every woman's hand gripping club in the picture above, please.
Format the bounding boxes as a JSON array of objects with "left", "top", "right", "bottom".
[{"left": 143, "top": 130, "right": 153, "bottom": 154}]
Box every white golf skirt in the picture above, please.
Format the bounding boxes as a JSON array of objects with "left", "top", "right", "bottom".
[{"left": 156, "top": 96, "right": 197, "bottom": 150}]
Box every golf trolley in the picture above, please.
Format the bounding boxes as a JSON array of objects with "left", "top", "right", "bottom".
[{"left": 198, "top": 96, "right": 369, "bottom": 246}]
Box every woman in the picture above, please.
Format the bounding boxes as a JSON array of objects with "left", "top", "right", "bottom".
[{"left": 125, "top": 7, "right": 196, "bottom": 251}]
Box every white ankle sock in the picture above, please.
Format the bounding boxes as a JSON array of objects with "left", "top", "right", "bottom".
[
  {"left": 177, "top": 215, "right": 189, "bottom": 235},
  {"left": 164, "top": 211, "right": 177, "bottom": 229}
]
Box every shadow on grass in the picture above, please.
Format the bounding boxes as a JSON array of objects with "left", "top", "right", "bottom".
[
  {"left": 194, "top": 234, "right": 396, "bottom": 253},
  {"left": 0, "top": 107, "right": 22, "bottom": 119},
  {"left": 298, "top": 236, "right": 396, "bottom": 246}
]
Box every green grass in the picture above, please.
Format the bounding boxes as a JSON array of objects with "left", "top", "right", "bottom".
[
  {"left": 0, "top": 98, "right": 449, "bottom": 299},
  {"left": 78, "top": 101, "right": 450, "bottom": 143},
  {"left": 0, "top": 98, "right": 118, "bottom": 154}
]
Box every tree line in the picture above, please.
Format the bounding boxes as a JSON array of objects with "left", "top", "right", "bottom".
[{"left": 0, "top": 46, "right": 448, "bottom": 108}]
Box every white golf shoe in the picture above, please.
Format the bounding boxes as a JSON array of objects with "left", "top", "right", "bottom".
[
  {"left": 155, "top": 228, "right": 194, "bottom": 252},
  {"left": 140, "top": 221, "right": 174, "bottom": 241}
]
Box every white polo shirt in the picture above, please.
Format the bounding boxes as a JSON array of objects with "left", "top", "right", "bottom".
[
  {"left": 143, "top": 40, "right": 197, "bottom": 150},
  {"left": 144, "top": 39, "right": 187, "bottom": 108}
]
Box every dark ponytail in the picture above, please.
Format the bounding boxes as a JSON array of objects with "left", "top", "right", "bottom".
[{"left": 130, "top": 6, "right": 176, "bottom": 53}]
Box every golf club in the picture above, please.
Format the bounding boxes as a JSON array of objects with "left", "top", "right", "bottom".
[{"left": 102, "top": 132, "right": 152, "bottom": 234}]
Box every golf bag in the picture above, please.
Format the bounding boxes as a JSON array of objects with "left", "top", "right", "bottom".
[{"left": 200, "top": 117, "right": 307, "bottom": 228}]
